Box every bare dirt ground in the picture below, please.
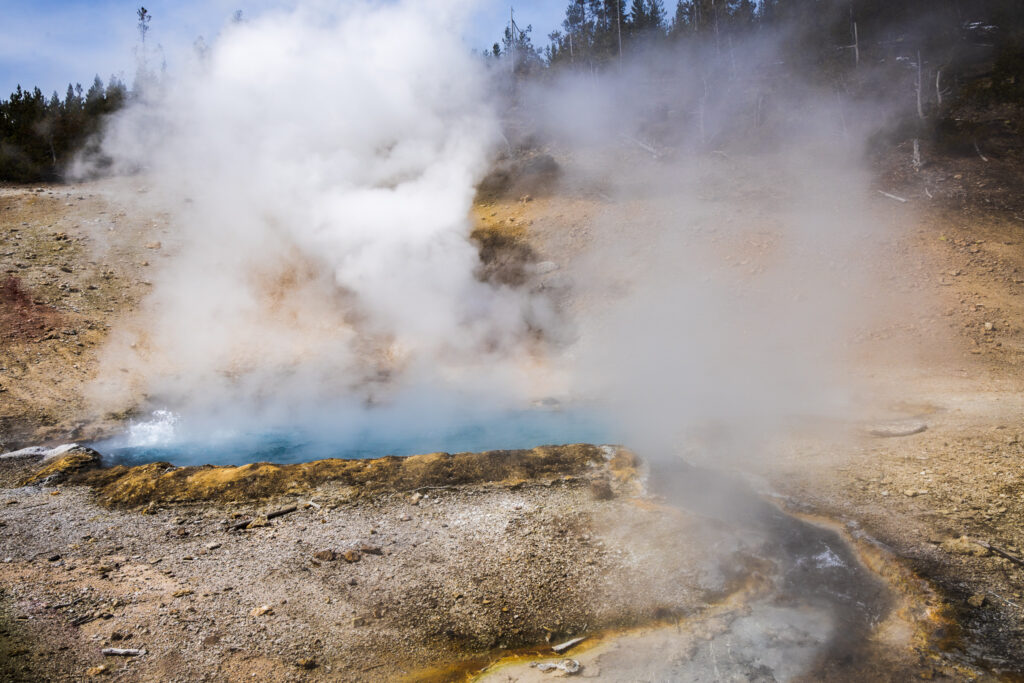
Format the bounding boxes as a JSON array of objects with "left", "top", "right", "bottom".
[
  {"left": 0, "top": 181, "right": 167, "bottom": 448},
  {"left": 1, "top": 447, "right": 753, "bottom": 682},
  {"left": 2, "top": 144, "right": 1024, "bottom": 679}
]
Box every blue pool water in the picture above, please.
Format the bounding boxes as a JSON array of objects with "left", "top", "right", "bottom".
[{"left": 91, "top": 406, "right": 610, "bottom": 467}]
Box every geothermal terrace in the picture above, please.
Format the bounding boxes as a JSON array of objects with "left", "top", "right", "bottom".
[{"left": 4, "top": 2, "right": 1024, "bottom": 681}]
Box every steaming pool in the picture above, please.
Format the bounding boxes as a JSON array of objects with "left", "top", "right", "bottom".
[
  {"left": 90, "top": 406, "right": 611, "bottom": 467},
  {"left": 81, "top": 409, "right": 947, "bottom": 678}
]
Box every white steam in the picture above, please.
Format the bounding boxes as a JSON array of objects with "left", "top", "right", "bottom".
[
  {"left": 87, "top": 1, "right": 557, "bottom": 439},
  {"left": 83, "top": 1, "right": 902, "bottom": 463},
  {"left": 518, "top": 51, "right": 896, "bottom": 461}
]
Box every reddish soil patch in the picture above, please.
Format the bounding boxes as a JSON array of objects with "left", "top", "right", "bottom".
[{"left": 0, "top": 276, "right": 63, "bottom": 342}]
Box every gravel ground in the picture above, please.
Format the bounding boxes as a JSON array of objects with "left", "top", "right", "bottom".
[{"left": 0, "top": 455, "right": 751, "bottom": 681}]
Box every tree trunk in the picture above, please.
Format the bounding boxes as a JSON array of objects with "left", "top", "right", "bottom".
[{"left": 916, "top": 51, "right": 925, "bottom": 119}]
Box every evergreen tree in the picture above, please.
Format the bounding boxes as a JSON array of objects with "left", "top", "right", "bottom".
[
  {"left": 503, "top": 23, "right": 544, "bottom": 76},
  {"left": 629, "top": 0, "right": 649, "bottom": 31},
  {"left": 648, "top": 0, "right": 667, "bottom": 31},
  {"left": 84, "top": 76, "right": 105, "bottom": 118},
  {"left": 0, "top": 73, "right": 126, "bottom": 181},
  {"left": 669, "top": 0, "right": 691, "bottom": 38}
]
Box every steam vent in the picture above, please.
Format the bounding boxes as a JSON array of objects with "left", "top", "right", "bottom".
[{"left": 3, "top": 1, "right": 1024, "bottom": 680}]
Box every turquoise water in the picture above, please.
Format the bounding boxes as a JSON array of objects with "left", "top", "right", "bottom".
[{"left": 91, "top": 406, "right": 610, "bottom": 467}]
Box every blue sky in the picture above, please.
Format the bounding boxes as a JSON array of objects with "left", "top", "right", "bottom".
[{"left": 0, "top": 0, "right": 567, "bottom": 97}]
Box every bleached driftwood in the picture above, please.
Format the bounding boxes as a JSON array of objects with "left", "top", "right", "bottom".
[
  {"left": 102, "top": 648, "right": 146, "bottom": 656},
  {"left": 551, "top": 636, "right": 587, "bottom": 654},
  {"left": 877, "top": 190, "right": 908, "bottom": 203}
]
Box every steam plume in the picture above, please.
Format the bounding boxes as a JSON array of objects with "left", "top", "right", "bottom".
[
  {"left": 83, "top": 1, "right": 903, "bottom": 464},
  {"left": 86, "top": 1, "right": 560, "bottom": 444}
]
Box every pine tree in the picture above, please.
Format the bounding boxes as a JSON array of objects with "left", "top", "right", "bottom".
[
  {"left": 670, "top": 0, "right": 690, "bottom": 38},
  {"left": 630, "top": 0, "right": 649, "bottom": 31},
  {"left": 85, "top": 76, "right": 105, "bottom": 118},
  {"left": 648, "top": 0, "right": 666, "bottom": 31}
]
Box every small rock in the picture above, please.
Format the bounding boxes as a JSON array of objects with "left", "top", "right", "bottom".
[
  {"left": 351, "top": 616, "right": 366, "bottom": 627},
  {"left": 145, "top": 241, "right": 162, "bottom": 250},
  {"left": 409, "top": 492, "right": 423, "bottom": 505},
  {"left": 246, "top": 516, "right": 270, "bottom": 529},
  {"left": 86, "top": 664, "right": 110, "bottom": 676},
  {"left": 533, "top": 659, "right": 581, "bottom": 675},
  {"left": 984, "top": 322, "right": 995, "bottom": 331},
  {"left": 47, "top": 554, "right": 61, "bottom": 562},
  {"left": 204, "top": 542, "right": 221, "bottom": 550},
  {"left": 313, "top": 550, "right": 336, "bottom": 562},
  {"left": 534, "top": 260, "right": 559, "bottom": 274},
  {"left": 250, "top": 605, "right": 273, "bottom": 617},
  {"left": 967, "top": 594, "right": 986, "bottom": 608},
  {"left": 172, "top": 589, "right": 193, "bottom": 598},
  {"left": 359, "top": 544, "right": 383, "bottom": 556},
  {"left": 297, "top": 658, "right": 318, "bottom": 670},
  {"left": 110, "top": 630, "right": 130, "bottom": 641},
  {"left": 941, "top": 536, "right": 990, "bottom": 557},
  {"left": 866, "top": 420, "right": 927, "bottom": 438},
  {"left": 343, "top": 550, "right": 362, "bottom": 563}
]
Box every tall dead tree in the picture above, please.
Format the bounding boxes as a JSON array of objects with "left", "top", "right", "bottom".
[
  {"left": 852, "top": 21, "right": 859, "bottom": 67},
  {"left": 844, "top": 5, "right": 859, "bottom": 68},
  {"left": 616, "top": 0, "right": 623, "bottom": 64},
  {"left": 915, "top": 51, "right": 925, "bottom": 119},
  {"left": 137, "top": 7, "right": 151, "bottom": 45},
  {"left": 509, "top": 7, "right": 516, "bottom": 76}
]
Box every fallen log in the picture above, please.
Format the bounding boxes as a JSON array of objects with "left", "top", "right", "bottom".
[
  {"left": 227, "top": 505, "right": 299, "bottom": 531},
  {"left": 266, "top": 505, "right": 298, "bottom": 520},
  {"left": 973, "top": 540, "right": 1024, "bottom": 568},
  {"left": 551, "top": 636, "right": 587, "bottom": 654},
  {"left": 51, "top": 597, "right": 84, "bottom": 610},
  {"left": 102, "top": 648, "right": 146, "bottom": 656},
  {"left": 227, "top": 518, "right": 253, "bottom": 532}
]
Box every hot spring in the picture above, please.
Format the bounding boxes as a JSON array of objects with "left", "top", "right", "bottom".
[{"left": 90, "top": 403, "right": 610, "bottom": 467}]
